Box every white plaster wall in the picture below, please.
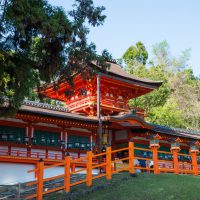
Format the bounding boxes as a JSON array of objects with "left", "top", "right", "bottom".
[
  {"left": 48, "top": 150, "right": 62, "bottom": 160},
  {"left": 0, "top": 163, "right": 35, "bottom": 185},
  {"left": 0, "top": 163, "right": 98, "bottom": 185},
  {"left": 11, "top": 147, "right": 27, "bottom": 157},
  {"left": 31, "top": 149, "right": 46, "bottom": 158},
  {"left": 69, "top": 152, "right": 78, "bottom": 159},
  {"left": 0, "top": 146, "right": 8, "bottom": 156}
]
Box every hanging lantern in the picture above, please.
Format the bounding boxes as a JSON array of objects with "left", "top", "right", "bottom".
[
  {"left": 171, "top": 142, "right": 180, "bottom": 150},
  {"left": 149, "top": 134, "right": 161, "bottom": 148},
  {"left": 103, "top": 132, "right": 108, "bottom": 145},
  {"left": 190, "top": 141, "right": 200, "bottom": 153},
  {"left": 24, "top": 136, "right": 29, "bottom": 144},
  {"left": 16, "top": 136, "right": 22, "bottom": 143},
  {"left": 41, "top": 136, "right": 46, "bottom": 144},
  {"left": 102, "top": 126, "right": 108, "bottom": 145},
  {"left": 60, "top": 140, "right": 66, "bottom": 149},
  {"left": 31, "top": 137, "right": 37, "bottom": 145},
  {"left": 170, "top": 138, "right": 182, "bottom": 151}
]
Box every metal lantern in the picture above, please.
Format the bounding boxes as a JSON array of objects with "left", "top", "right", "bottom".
[
  {"left": 8, "top": 134, "right": 14, "bottom": 141},
  {"left": 149, "top": 139, "right": 159, "bottom": 148},
  {"left": 16, "top": 136, "right": 22, "bottom": 143},
  {"left": 60, "top": 140, "right": 65, "bottom": 149},
  {"left": 50, "top": 138, "right": 55, "bottom": 144},
  {"left": 1, "top": 134, "right": 8, "bottom": 141},
  {"left": 86, "top": 143, "right": 91, "bottom": 150},
  {"left": 67, "top": 143, "right": 73, "bottom": 149},
  {"left": 80, "top": 143, "right": 86, "bottom": 150},
  {"left": 190, "top": 145, "right": 199, "bottom": 153},
  {"left": 41, "top": 136, "right": 46, "bottom": 144},
  {"left": 74, "top": 142, "right": 80, "bottom": 149},
  {"left": 148, "top": 133, "right": 161, "bottom": 148},
  {"left": 24, "top": 136, "right": 29, "bottom": 144},
  {"left": 31, "top": 137, "right": 37, "bottom": 144},
  {"left": 171, "top": 142, "right": 180, "bottom": 150},
  {"left": 170, "top": 138, "right": 182, "bottom": 151}
]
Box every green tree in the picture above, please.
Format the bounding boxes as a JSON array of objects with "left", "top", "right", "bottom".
[
  {"left": 123, "top": 40, "right": 200, "bottom": 130},
  {"left": 123, "top": 41, "right": 148, "bottom": 65},
  {"left": 0, "top": 0, "right": 111, "bottom": 116}
]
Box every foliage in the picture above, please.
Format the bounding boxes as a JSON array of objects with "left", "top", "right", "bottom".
[
  {"left": 122, "top": 40, "right": 200, "bottom": 130},
  {"left": 0, "top": 0, "right": 111, "bottom": 116}
]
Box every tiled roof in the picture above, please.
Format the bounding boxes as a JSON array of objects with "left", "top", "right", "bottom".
[
  {"left": 19, "top": 100, "right": 97, "bottom": 122},
  {"left": 2, "top": 98, "right": 200, "bottom": 139},
  {"left": 106, "top": 62, "right": 163, "bottom": 86},
  {"left": 149, "top": 123, "right": 200, "bottom": 139},
  {"left": 23, "top": 100, "right": 68, "bottom": 112},
  {"left": 92, "top": 61, "right": 163, "bottom": 89}
]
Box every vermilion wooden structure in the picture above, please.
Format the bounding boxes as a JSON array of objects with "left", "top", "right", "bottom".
[
  {"left": 38, "top": 62, "right": 162, "bottom": 116},
  {"left": 1, "top": 61, "right": 200, "bottom": 190},
  {"left": 25, "top": 141, "right": 200, "bottom": 200}
]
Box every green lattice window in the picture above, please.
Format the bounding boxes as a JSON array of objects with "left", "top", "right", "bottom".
[
  {"left": 33, "top": 130, "right": 60, "bottom": 147},
  {"left": 0, "top": 125, "right": 25, "bottom": 143},
  {"left": 68, "top": 135, "right": 90, "bottom": 149}
]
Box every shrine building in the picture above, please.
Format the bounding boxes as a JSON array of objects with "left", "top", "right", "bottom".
[{"left": 0, "top": 61, "right": 200, "bottom": 184}]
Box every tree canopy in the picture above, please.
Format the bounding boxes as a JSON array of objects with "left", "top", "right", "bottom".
[
  {"left": 0, "top": 0, "right": 111, "bottom": 116},
  {"left": 122, "top": 40, "right": 200, "bottom": 130}
]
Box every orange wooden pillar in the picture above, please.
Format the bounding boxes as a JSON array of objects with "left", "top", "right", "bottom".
[
  {"left": 86, "top": 151, "right": 92, "bottom": 186},
  {"left": 71, "top": 163, "right": 76, "bottom": 173},
  {"left": 106, "top": 146, "right": 112, "bottom": 180},
  {"left": 35, "top": 162, "right": 39, "bottom": 178},
  {"left": 37, "top": 159, "right": 44, "bottom": 200},
  {"left": 190, "top": 145, "right": 199, "bottom": 176},
  {"left": 170, "top": 139, "right": 181, "bottom": 175},
  {"left": 171, "top": 149, "right": 179, "bottom": 175},
  {"left": 149, "top": 135, "right": 161, "bottom": 175},
  {"left": 64, "top": 155, "right": 71, "bottom": 192},
  {"left": 151, "top": 146, "right": 159, "bottom": 174},
  {"left": 129, "top": 142, "right": 134, "bottom": 175},
  {"left": 191, "top": 152, "right": 198, "bottom": 175}
]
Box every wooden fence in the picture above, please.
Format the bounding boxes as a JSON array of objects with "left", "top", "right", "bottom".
[{"left": 25, "top": 142, "right": 199, "bottom": 200}]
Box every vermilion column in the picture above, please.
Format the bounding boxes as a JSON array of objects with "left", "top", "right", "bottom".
[
  {"left": 149, "top": 138, "right": 160, "bottom": 175},
  {"left": 151, "top": 146, "right": 159, "bottom": 174},
  {"left": 171, "top": 149, "right": 179, "bottom": 175},
  {"left": 27, "top": 123, "right": 33, "bottom": 158},
  {"left": 190, "top": 147, "right": 199, "bottom": 176}
]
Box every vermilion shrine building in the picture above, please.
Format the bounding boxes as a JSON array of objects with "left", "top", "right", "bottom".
[{"left": 0, "top": 61, "right": 200, "bottom": 184}]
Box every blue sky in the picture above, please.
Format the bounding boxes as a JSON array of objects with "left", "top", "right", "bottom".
[{"left": 49, "top": 0, "right": 200, "bottom": 76}]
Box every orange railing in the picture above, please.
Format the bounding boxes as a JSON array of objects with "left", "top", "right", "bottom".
[
  {"left": 25, "top": 142, "right": 200, "bottom": 200},
  {"left": 0, "top": 148, "right": 83, "bottom": 160},
  {"left": 0, "top": 148, "right": 64, "bottom": 160}
]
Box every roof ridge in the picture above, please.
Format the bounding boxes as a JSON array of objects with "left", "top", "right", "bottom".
[
  {"left": 149, "top": 122, "right": 200, "bottom": 135},
  {"left": 22, "top": 100, "right": 68, "bottom": 113}
]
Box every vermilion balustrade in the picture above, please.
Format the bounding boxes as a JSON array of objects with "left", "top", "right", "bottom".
[{"left": 1, "top": 142, "right": 198, "bottom": 200}]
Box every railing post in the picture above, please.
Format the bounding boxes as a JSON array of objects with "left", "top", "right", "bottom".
[
  {"left": 172, "top": 149, "right": 179, "bottom": 175},
  {"left": 106, "top": 146, "right": 112, "bottom": 180},
  {"left": 149, "top": 136, "right": 161, "bottom": 174},
  {"left": 71, "top": 163, "right": 76, "bottom": 173},
  {"left": 37, "top": 159, "right": 44, "bottom": 200},
  {"left": 129, "top": 142, "right": 134, "bottom": 175},
  {"left": 64, "top": 155, "right": 71, "bottom": 192},
  {"left": 152, "top": 146, "right": 159, "bottom": 174},
  {"left": 86, "top": 151, "right": 92, "bottom": 187},
  {"left": 191, "top": 151, "right": 198, "bottom": 176}
]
